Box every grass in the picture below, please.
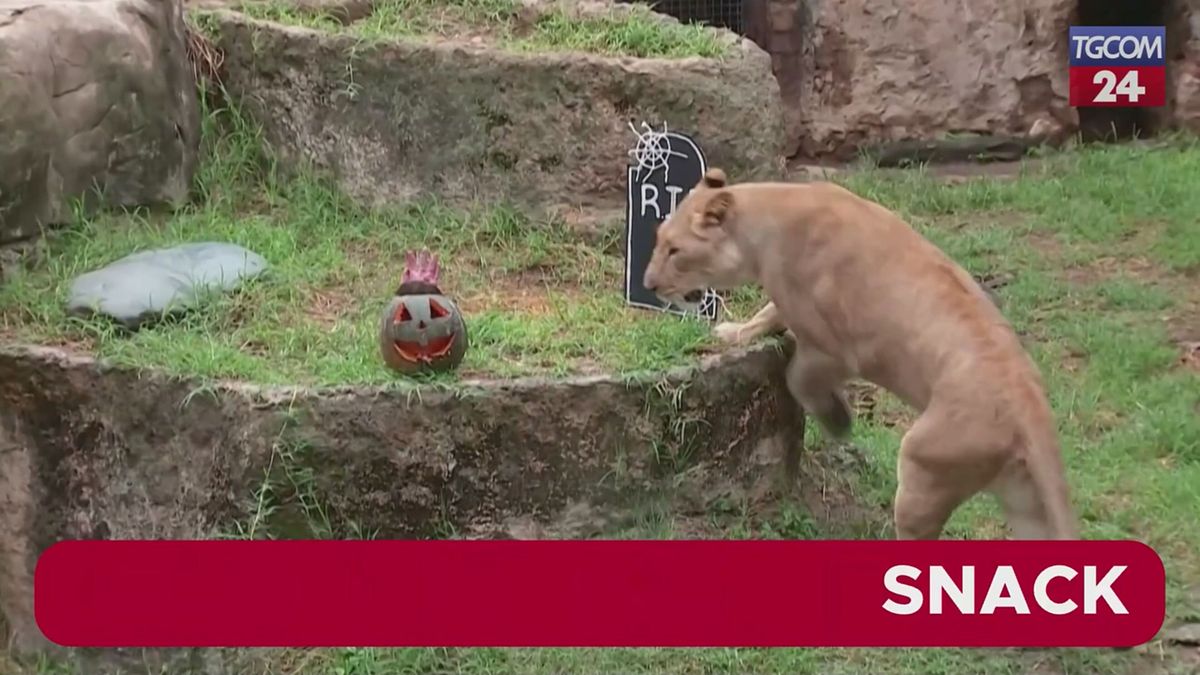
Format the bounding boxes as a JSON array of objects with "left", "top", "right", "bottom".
[
  {"left": 231, "top": 0, "right": 730, "bottom": 58},
  {"left": 0, "top": 100, "right": 761, "bottom": 385},
  {"left": 244, "top": 644, "right": 1150, "bottom": 674}
]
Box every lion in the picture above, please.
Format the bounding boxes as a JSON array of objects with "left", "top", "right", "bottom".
[{"left": 642, "top": 168, "right": 1077, "bottom": 540}]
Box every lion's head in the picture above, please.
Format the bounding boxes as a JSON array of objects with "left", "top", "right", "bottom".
[{"left": 641, "top": 168, "right": 752, "bottom": 309}]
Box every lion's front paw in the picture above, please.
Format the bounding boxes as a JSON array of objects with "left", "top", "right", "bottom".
[{"left": 712, "top": 321, "right": 745, "bottom": 345}]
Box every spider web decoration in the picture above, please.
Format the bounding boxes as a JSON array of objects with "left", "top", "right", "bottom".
[
  {"left": 697, "top": 289, "right": 721, "bottom": 318},
  {"left": 622, "top": 121, "right": 720, "bottom": 322},
  {"left": 628, "top": 121, "right": 690, "bottom": 184}
]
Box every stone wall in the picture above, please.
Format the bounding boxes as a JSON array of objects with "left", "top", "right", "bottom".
[
  {"left": 207, "top": 8, "right": 788, "bottom": 213},
  {"left": 1170, "top": 0, "right": 1200, "bottom": 132},
  {"left": 0, "top": 0, "right": 200, "bottom": 245},
  {"left": 750, "top": 0, "right": 1200, "bottom": 159},
  {"left": 0, "top": 342, "right": 823, "bottom": 668},
  {"left": 758, "top": 0, "right": 806, "bottom": 157},
  {"left": 776, "top": 0, "right": 1080, "bottom": 160}
]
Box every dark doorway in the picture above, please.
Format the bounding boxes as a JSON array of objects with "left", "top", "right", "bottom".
[{"left": 1073, "top": 0, "right": 1171, "bottom": 142}]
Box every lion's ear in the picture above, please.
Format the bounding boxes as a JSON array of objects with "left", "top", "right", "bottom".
[
  {"left": 697, "top": 190, "right": 734, "bottom": 230},
  {"left": 701, "top": 168, "right": 727, "bottom": 189}
]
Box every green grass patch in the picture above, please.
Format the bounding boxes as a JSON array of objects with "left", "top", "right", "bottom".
[
  {"left": 0, "top": 101, "right": 759, "bottom": 385},
  {"left": 294, "top": 643, "right": 1135, "bottom": 674},
  {"left": 841, "top": 134, "right": 1200, "bottom": 272},
  {"left": 232, "top": 0, "right": 729, "bottom": 58}
]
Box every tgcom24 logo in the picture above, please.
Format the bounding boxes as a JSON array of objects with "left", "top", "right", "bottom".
[{"left": 1069, "top": 25, "right": 1166, "bottom": 108}]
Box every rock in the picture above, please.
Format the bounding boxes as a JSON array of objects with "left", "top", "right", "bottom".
[
  {"left": 1163, "top": 622, "right": 1200, "bottom": 646},
  {"left": 0, "top": 0, "right": 200, "bottom": 245},
  {"left": 206, "top": 9, "right": 786, "bottom": 213},
  {"left": 0, "top": 243, "right": 26, "bottom": 283},
  {"left": 1180, "top": 341, "right": 1200, "bottom": 373},
  {"left": 66, "top": 242, "right": 269, "bottom": 328},
  {"left": 1028, "top": 117, "right": 1074, "bottom": 148},
  {"left": 785, "top": 0, "right": 1079, "bottom": 160},
  {"left": 973, "top": 272, "right": 1011, "bottom": 309},
  {"left": 0, "top": 237, "right": 49, "bottom": 282},
  {"left": 787, "top": 164, "right": 841, "bottom": 182},
  {"left": 1172, "top": 2, "right": 1200, "bottom": 134},
  {"left": 865, "top": 135, "right": 1034, "bottom": 168}
]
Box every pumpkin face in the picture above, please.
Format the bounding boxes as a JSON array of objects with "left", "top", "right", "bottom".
[{"left": 379, "top": 292, "right": 469, "bottom": 374}]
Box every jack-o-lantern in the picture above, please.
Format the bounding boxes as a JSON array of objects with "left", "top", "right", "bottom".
[{"left": 379, "top": 250, "right": 469, "bottom": 375}]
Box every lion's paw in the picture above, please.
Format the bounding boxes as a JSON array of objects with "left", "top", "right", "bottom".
[{"left": 712, "top": 322, "right": 745, "bottom": 345}]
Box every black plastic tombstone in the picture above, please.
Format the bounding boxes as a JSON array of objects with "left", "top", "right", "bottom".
[{"left": 623, "top": 126, "right": 720, "bottom": 321}]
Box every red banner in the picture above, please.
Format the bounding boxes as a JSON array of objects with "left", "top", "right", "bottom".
[
  {"left": 35, "top": 540, "right": 1164, "bottom": 648},
  {"left": 1068, "top": 65, "right": 1167, "bottom": 107}
]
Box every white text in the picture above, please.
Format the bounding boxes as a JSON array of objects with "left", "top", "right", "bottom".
[{"left": 882, "top": 564, "right": 1129, "bottom": 615}]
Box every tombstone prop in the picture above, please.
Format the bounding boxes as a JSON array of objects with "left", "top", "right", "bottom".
[{"left": 623, "top": 122, "right": 720, "bottom": 321}]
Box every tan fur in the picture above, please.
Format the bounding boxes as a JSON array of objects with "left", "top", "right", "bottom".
[{"left": 643, "top": 168, "right": 1078, "bottom": 540}]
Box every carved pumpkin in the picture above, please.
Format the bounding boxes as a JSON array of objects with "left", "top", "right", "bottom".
[{"left": 379, "top": 251, "right": 469, "bottom": 375}]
